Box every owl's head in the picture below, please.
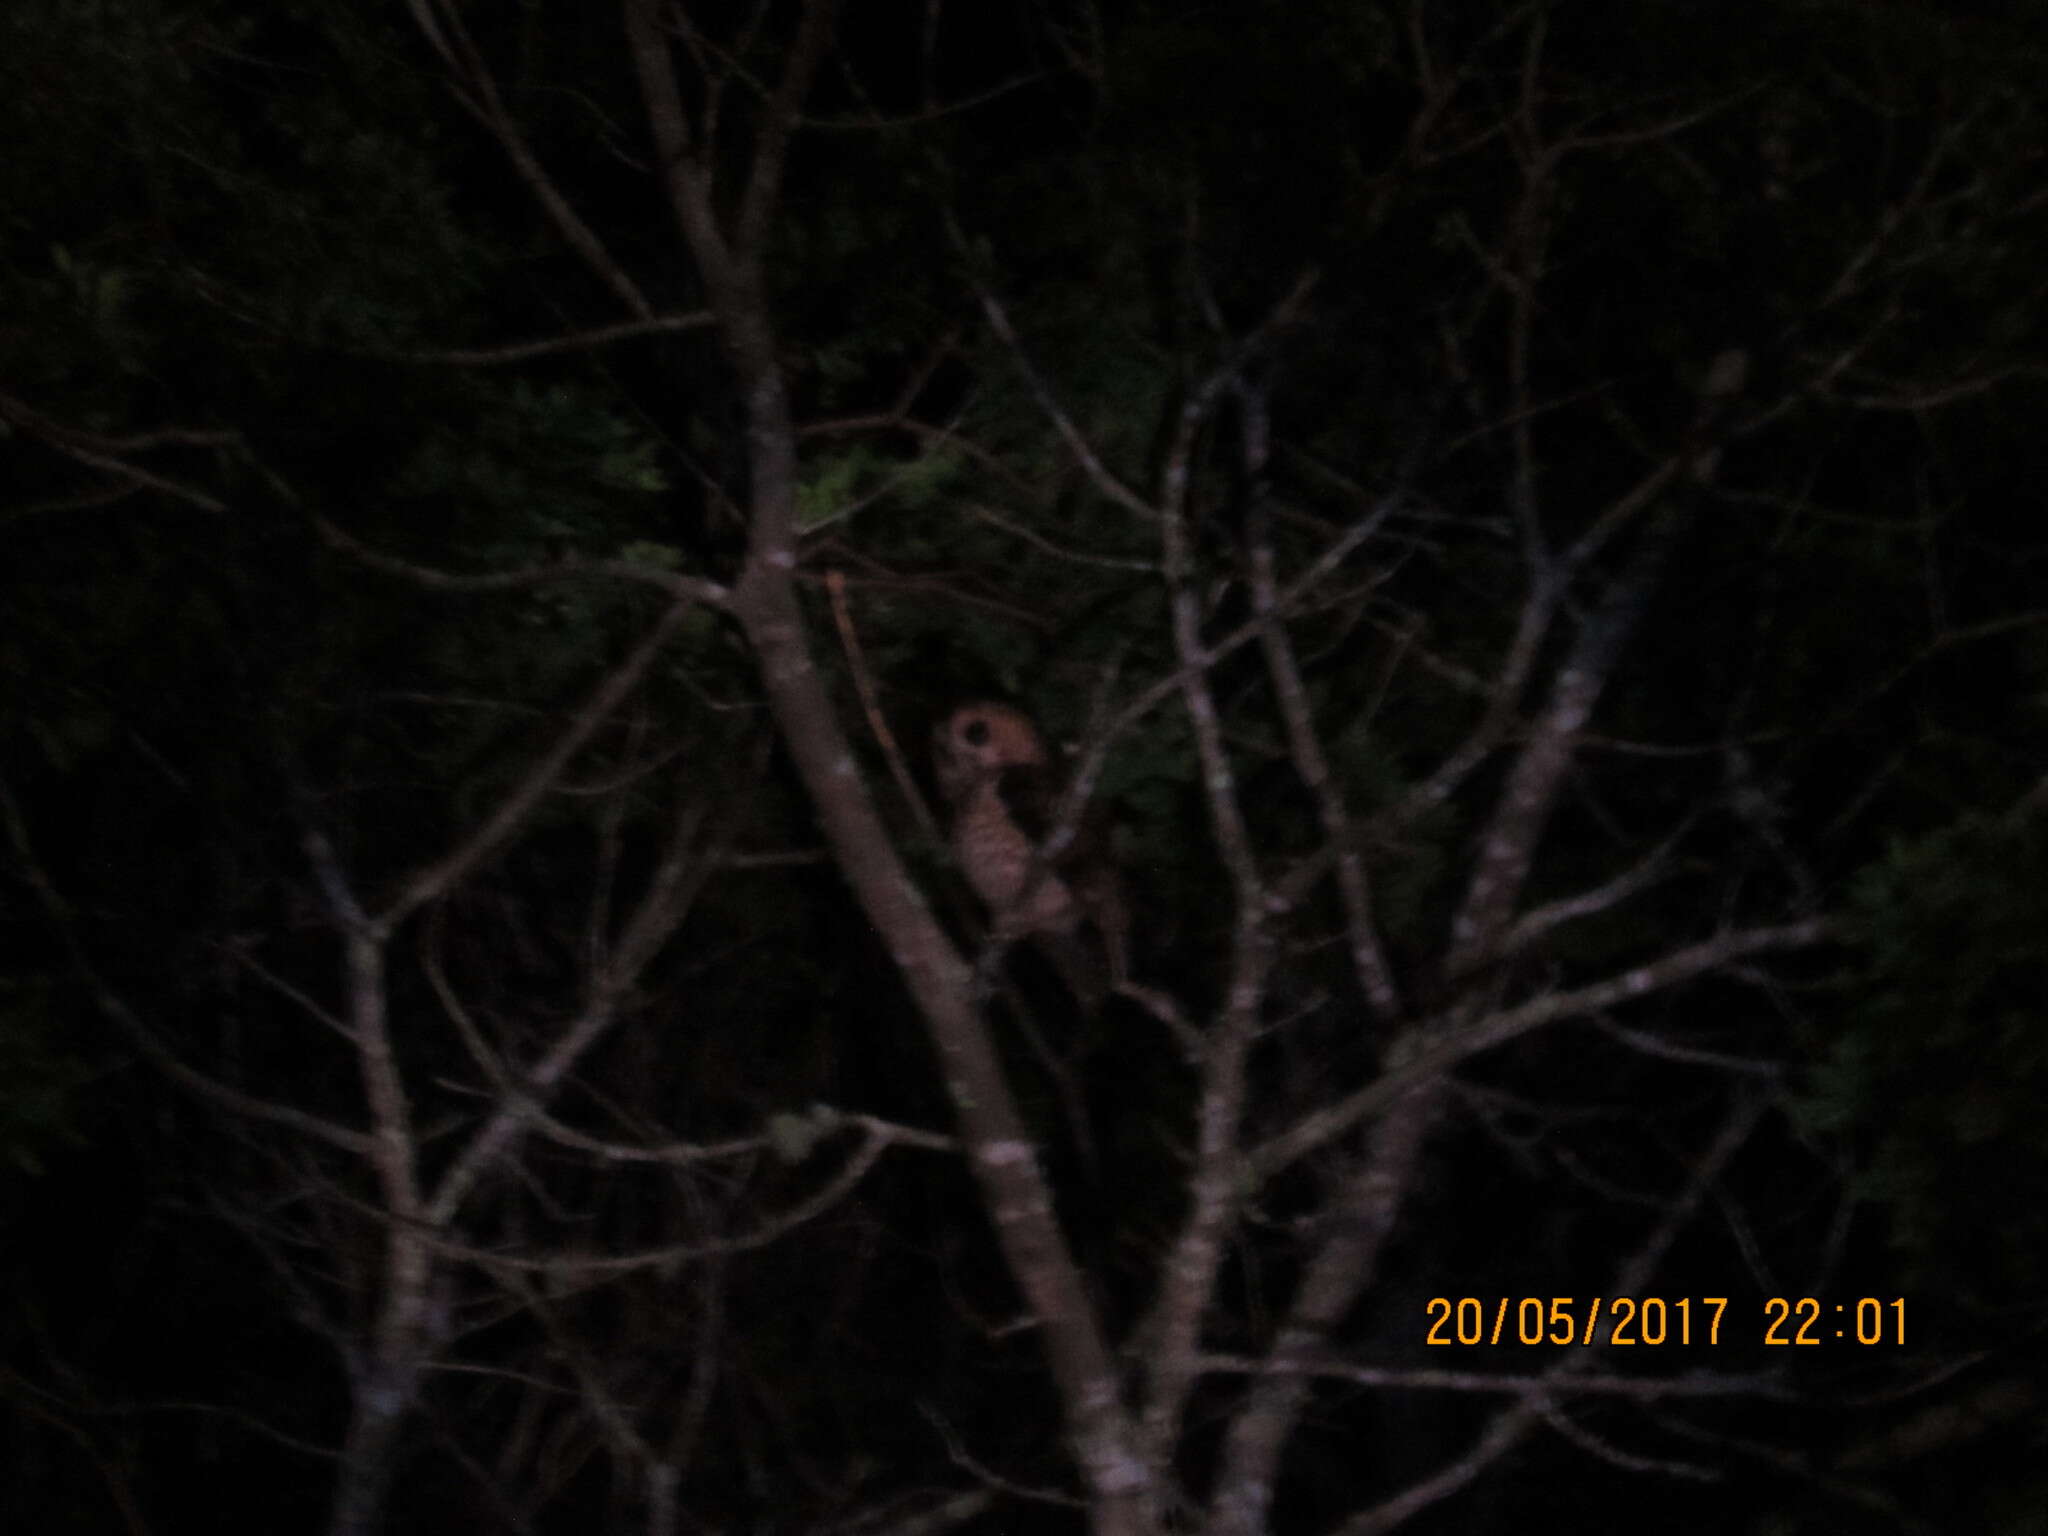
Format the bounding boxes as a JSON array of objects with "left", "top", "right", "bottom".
[{"left": 933, "top": 701, "right": 1049, "bottom": 802}]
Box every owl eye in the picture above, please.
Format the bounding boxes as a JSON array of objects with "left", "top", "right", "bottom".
[{"left": 963, "top": 720, "right": 990, "bottom": 746}]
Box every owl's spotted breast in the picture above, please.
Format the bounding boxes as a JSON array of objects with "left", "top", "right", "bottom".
[{"left": 932, "top": 701, "right": 1129, "bottom": 1000}]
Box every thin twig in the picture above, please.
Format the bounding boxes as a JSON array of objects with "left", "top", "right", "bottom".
[{"left": 825, "top": 569, "right": 942, "bottom": 843}]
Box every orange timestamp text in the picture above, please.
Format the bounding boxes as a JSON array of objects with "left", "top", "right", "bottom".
[{"left": 1424, "top": 1296, "right": 1906, "bottom": 1348}]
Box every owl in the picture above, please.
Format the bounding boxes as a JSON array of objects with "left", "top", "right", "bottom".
[{"left": 932, "top": 701, "right": 1129, "bottom": 1007}]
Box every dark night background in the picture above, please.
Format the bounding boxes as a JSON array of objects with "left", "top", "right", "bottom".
[{"left": 2, "top": 1, "right": 2045, "bottom": 1533}]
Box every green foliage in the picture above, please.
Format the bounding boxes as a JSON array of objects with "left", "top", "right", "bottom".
[
  {"left": 48, "top": 245, "right": 146, "bottom": 369},
  {"left": 765, "top": 1104, "right": 840, "bottom": 1164},
  {"left": 393, "top": 379, "right": 666, "bottom": 516},
  {"left": 0, "top": 980, "right": 89, "bottom": 1176},
  {"left": 796, "top": 444, "right": 882, "bottom": 531},
  {"left": 1804, "top": 815, "right": 2048, "bottom": 1299}
]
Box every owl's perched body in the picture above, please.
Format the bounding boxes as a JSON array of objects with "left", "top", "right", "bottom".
[{"left": 932, "top": 702, "right": 1128, "bottom": 1004}]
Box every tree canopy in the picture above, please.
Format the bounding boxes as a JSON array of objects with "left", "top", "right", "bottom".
[{"left": 3, "top": 2, "right": 2045, "bottom": 1534}]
